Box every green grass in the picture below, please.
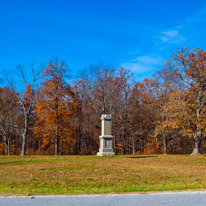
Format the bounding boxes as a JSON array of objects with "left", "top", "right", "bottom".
[{"left": 1, "top": 155, "right": 206, "bottom": 195}]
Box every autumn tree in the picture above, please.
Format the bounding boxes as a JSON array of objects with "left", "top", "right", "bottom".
[
  {"left": 70, "top": 80, "right": 99, "bottom": 155},
  {"left": 4, "top": 64, "right": 42, "bottom": 156},
  {"left": 35, "top": 58, "right": 74, "bottom": 155},
  {"left": 166, "top": 89, "right": 195, "bottom": 153},
  {"left": 151, "top": 78, "right": 174, "bottom": 154},
  {"left": 0, "top": 87, "right": 18, "bottom": 155},
  {"left": 165, "top": 48, "right": 206, "bottom": 155},
  {"left": 116, "top": 68, "right": 133, "bottom": 154},
  {"left": 129, "top": 83, "right": 142, "bottom": 154},
  {"left": 131, "top": 80, "right": 161, "bottom": 154}
]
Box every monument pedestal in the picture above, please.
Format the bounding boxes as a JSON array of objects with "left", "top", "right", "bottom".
[{"left": 97, "top": 115, "right": 115, "bottom": 156}]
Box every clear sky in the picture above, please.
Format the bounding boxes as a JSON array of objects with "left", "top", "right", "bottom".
[{"left": 1, "top": 0, "right": 206, "bottom": 81}]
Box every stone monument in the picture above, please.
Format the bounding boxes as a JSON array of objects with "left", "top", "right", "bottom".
[{"left": 97, "top": 114, "right": 115, "bottom": 156}]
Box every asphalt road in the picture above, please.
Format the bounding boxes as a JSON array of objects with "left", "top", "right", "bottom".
[{"left": 1, "top": 191, "right": 206, "bottom": 206}]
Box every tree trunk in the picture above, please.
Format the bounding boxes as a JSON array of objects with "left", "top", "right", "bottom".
[
  {"left": 122, "top": 88, "right": 128, "bottom": 155},
  {"left": 55, "top": 97, "right": 59, "bottom": 156},
  {"left": 191, "top": 139, "right": 201, "bottom": 155},
  {"left": 171, "top": 138, "right": 174, "bottom": 154},
  {"left": 5, "top": 146, "right": 7, "bottom": 155},
  {"left": 163, "top": 131, "right": 167, "bottom": 155},
  {"left": 3, "top": 132, "right": 10, "bottom": 155},
  {"left": 162, "top": 114, "right": 167, "bottom": 155},
  {"left": 21, "top": 116, "right": 29, "bottom": 156},
  {"left": 122, "top": 118, "right": 126, "bottom": 155},
  {"left": 21, "top": 132, "right": 27, "bottom": 156},
  {"left": 55, "top": 134, "right": 58, "bottom": 155},
  {"left": 123, "top": 136, "right": 126, "bottom": 155},
  {"left": 4, "top": 138, "right": 8, "bottom": 155},
  {"left": 61, "top": 140, "right": 64, "bottom": 155},
  {"left": 191, "top": 95, "right": 202, "bottom": 155},
  {"left": 132, "top": 129, "right": 135, "bottom": 155},
  {"left": 131, "top": 118, "right": 135, "bottom": 155},
  {"left": 113, "top": 112, "right": 117, "bottom": 152},
  {"left": 21, "top": 110, "right": 30, "bottom": 156},
  {"left": 141, "top": 137, "right": 144, "bottom": 154},
  {"left": 191, "top": 128, "right": 202, "bottom": 155},
  {"left": 7, "top": 138, "right": 10, "bottom": 155}
]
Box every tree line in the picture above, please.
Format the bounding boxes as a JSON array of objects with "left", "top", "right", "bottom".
[{"left": 0, "top": 47, "right": 206, "bottom": 156}]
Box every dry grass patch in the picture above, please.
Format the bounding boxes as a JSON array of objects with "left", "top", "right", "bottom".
[{"left": 0, "top": 155, "right": 206, "bottom": 195}]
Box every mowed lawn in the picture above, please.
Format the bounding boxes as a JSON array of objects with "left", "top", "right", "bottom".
[{"left": 1, "top": 155, "right": 206, "bottom": 195}]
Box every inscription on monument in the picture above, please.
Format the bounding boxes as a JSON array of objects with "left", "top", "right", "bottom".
[{"left": 105, "top": 139, "right": 111, "bottom": 148}]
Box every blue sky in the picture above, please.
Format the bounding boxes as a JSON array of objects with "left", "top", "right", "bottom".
[{"left": 1, "top": 0, "right": 206, "bottom": 81}]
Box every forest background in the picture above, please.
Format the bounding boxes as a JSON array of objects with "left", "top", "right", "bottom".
[{"left": 0, "top": 47, "right": 206, "bottom": 156}]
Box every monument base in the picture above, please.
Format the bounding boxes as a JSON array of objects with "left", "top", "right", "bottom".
[
  {"left": 97, "top": 152, "right": 115, "bottom": 156},
  {"left": 97, "top": 147, "right": 115, "bottom": 156}
]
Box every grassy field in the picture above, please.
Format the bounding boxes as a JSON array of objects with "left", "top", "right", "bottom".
[{"left": 1, "top": 155, "right": 206, "bottom": 195}]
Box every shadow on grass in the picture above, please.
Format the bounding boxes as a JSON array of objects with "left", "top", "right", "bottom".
[{"left": 128, "top": 156, "right": 158, "bottom": 159}]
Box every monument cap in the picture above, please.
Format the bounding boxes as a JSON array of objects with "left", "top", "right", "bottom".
[{"left": 101, "top": 114, "right": 112, "bottom": 120}]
